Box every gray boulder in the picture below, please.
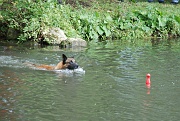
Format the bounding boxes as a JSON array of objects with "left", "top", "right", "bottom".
[
  {"left": 42, "top": 27, "right": 67, "bottom": 44},
  {"left": 42, "top": 27, "right": 87, "bottom": 47},
  {"left": 60, "top": 38, "right": 87, "bottom": 47}
]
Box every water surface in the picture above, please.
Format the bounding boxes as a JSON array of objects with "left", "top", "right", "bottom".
[{"left": 0, "top": 39, "right": 180, "bottom": 121}]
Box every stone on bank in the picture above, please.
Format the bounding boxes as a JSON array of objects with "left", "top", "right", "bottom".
[{"left": 42, "top": 27, "right": 87, "bottom": 47}]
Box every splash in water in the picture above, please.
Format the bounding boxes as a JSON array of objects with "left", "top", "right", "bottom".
[{"left": 54, "top": 67, "right": 85, "bottom": 75}]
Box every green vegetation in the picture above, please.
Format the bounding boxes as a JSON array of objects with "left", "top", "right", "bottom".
[{"left": 0, "top": 0, "right": 180, "bottom": 43}]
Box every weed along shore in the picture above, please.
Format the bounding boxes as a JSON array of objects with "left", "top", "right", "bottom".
[{"left": 0, "top": 0, "right": 180, "bottom": 44}]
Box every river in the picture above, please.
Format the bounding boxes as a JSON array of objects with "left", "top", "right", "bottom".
[{"left": 0, "top": 38, "right": 180, "bottom": 121}]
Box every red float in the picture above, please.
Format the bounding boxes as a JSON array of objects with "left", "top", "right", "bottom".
[{"left": 146, "top": 73, "right": 151, "bottom": 85}]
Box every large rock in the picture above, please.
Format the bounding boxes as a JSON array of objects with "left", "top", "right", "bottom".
[
  {"left": 42, "top": 27, "right": 67, "bottom": 44},
  {"left": 60, "top": 38, "right": 87, "bottom": 47},
  {"left": 42, "top": 27, "right": 87, "bottom": 48}
]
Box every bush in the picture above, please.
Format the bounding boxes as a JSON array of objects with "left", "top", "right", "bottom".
[
  {"left": 0, "top": 0, "right": 180, "bottom": 43},
  {"left": 1, "top": 0, "right": 79, "bottom": 43}
]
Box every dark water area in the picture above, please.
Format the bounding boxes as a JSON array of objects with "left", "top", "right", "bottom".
[{"left": 0, "top": 39, "right": 180, "bottom": 121}]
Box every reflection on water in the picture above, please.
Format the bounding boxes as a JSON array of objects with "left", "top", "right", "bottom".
[{"left": 0, "top": 39, "right": 180, "bottom": 121}]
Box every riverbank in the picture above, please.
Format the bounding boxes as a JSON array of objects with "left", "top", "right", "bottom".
[{"left": 0, "top": 0, "right": 180, "bottom": 44}]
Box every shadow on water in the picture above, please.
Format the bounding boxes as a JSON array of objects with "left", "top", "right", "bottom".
[{"left": 0, "top": 38, "right": 180, "bottom": 121}]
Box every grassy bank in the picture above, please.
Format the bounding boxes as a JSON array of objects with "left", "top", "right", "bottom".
[{"left": 0, "top": 0, "right": 180, "bottom": 43}]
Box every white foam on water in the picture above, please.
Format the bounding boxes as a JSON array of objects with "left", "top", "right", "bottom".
[
  {"left": 54, "top": 67, "right": 85, "bottom": 75},
  {"left": 0, "top": 56, "right": 24, "bottom": 68},
  {"left": 74, "top": 67, "right": 86, "bottom": 74}
]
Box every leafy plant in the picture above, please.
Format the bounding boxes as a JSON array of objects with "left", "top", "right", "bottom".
[
  {"left": 1, "top": 0, "right": 79, "bottom": 43},
  {"left": 0, "top": 0, "right": 180, "bottom": 43}
]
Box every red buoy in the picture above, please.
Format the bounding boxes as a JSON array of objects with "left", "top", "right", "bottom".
[
  {"left": 146, "top": 73, "right": 151, "bottom": 85},
  {"left": 146, "top": 74, "right": 151, "bottom": 94}
]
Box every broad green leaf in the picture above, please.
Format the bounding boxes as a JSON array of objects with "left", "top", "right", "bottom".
[
  {"left": 142, "top": 26, "right": 151, "bottom": 32},
  {"left": 106, "top": 14, "right": 113, "bottom": 22},
  {"left": 158, "top": 17, "right": 166, "bottom": 27},
  {"left": 92, "top": 29, "right": 99, "bottom": 40},
  {"left": 102, "top": 25, "right": 111, "bottom": 36},
  {"left": 96, "top": 26, "right": 104, "bottom": 35},
  {"left": 174, "top": 15, "right": 180, "bottom": 24}
]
